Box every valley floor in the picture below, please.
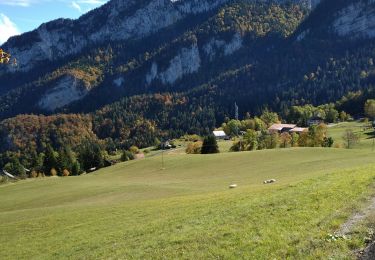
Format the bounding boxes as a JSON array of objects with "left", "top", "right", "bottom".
[{"left": 1, "top": 147, "right": 375, "bottom": 259}]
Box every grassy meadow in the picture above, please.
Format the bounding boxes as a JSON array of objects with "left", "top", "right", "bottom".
[
  {"left": 328, "top": 121, "right": 375, "bottom": 150},
  {"left": 1, "top": 122, "right": 375, "bottom": 259}
]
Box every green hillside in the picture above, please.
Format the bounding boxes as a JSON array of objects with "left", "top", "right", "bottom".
[{"left": 1, "top": 148, "right": 375, "bottom": 259}]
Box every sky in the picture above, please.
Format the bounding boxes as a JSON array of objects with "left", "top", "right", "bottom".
[{"left": 0, "top": 0, "right": 109, "bottom": 44}]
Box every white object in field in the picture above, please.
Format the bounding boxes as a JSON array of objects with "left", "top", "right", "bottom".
[
  {"left": 229, "top": 184, "right": 237, "bottom": 189},
  {"left": 263, "top": 179, "right": 276, "bottom": 184},
  {"left": 24, "top": 167, "right": 31, "bottom": 172},
  {"left": 2, "top": 170, "right": 16, "bottom": 179},
  {"left": 89, "top": 167, "right": 97, "bottom": 172}
]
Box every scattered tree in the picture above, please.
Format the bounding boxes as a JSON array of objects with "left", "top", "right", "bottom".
[
  {"left": 201, "top": 136, "right": 219, "bottom": 154},
  {"left": 291, "top": 132, "right": 299, "bottom": 147},
  {"left": 260, "top": 109, "right": 279, "bottom": 127},
  {"left": 364, "top": 99, "right": 375, "bottom": 120},
  {"left": 77, "top": 139, "right": 104, "bottom": 171},
  {"left": 243, "top": 129, "right": 258, "bottom": 150},
  {"left": 71, "top": 161, "right": 81, "bottom": 176},
  {"left": 280, "top": 132, "right": 292, "bottom": 148},
  {"left": 4, "top": 157, "right": 26, "bottom": 178},
  {"left": 0, "top": 49, "right": 10, "bottom": 64},
  {"left": 44, "top": 144, "right": 58, "bottom": 176},
  {"left": 342, "top": 129, "right": 360, "bottom": 149}
]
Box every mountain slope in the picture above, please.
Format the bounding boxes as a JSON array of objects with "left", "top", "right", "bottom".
[
  {"left": 1, "top": 0, "right": 375, "bottom": 153},
  {"left": 0, "top": 0, "right": 311, "bottom": 118}
]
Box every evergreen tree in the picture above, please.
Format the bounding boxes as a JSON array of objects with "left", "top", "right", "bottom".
[
  {"left": 4, "top": 157, "right": 26, "bottom": 178},
  {"left": 57, "top": 145, "right": 75, "bottom": 175},
  {"left": 44, "top": 144, "right": 58, "bottom": 176},
  {"left": 77, "top": 140, "right": 104, "bottom": 171},
  {"left": 71, "top": 161, "right": 81, "bottom": 176},
  {"left": 201, "top": 136, "right": 219, "bottom": 154}
]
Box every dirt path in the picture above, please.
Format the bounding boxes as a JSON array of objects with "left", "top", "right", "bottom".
[
  {"left": 335, "top": 196, "right": 375, "bottom": 236},
  {"left": 335, "top": 196, "right": 375, "bottom": 260},
  {"left": 361, "top": 242, "right": 375, "bottom": 260}
]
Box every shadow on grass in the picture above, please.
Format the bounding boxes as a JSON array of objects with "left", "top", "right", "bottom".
[{"left": 364, "top": 130, "right": 375, "bottom": 140}]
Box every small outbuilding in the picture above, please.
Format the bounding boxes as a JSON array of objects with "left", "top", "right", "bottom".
[{"left": 213, "top": 130, "right": 229, "bottom": 140}]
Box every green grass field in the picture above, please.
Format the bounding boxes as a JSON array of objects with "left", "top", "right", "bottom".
[
  {"left": 1, "top": 122, "right": 375, "bottom": 259},
  {"left": 1, "top": 147, "right": 375, "bottom": 259},
  {"left": 328, "top": 121, "right": 375, "bottom": 150}
]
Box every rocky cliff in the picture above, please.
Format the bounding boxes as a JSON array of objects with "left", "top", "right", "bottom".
[{"left": 1, "top": 0, "right": 314, "bottom": 73}]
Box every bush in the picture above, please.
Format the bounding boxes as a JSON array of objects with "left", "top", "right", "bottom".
[
  {"left": 30, "top": 170, "right": 38, "bottom": 178},
  {"left": 186, "top": 141, "right": 203, "bottom": 154},
  {"left": 129, "top": 146, "right": 139, "bottom": 154},
  {"left": 121, "top": 150, "right": 135, "bottom": 161},
  {"left": 322, "top": 137, "right": 334, "bottom": 147},
  {"left": 143, "top": 149, "right": 150, "bottom": 154},
  {"left": 333, "top": 143, "right": 343, "bottom": 149},
  {"left": 0, "top": 176, "right": 9, "bottom": 184},
  {"left": 62, "top": 169, "right": 70, "bottom": 177},
  {"left": 50, "top": 168, "right": 58, "bottom": 176},
  {"left": 230, "top": 140, "right": 246, "bottom": 152}
]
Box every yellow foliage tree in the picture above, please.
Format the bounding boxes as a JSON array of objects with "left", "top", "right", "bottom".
[{"left": 0, "top": 49, "right": 11, "bottom": 64}]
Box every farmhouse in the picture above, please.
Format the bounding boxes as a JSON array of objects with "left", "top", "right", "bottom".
[
  {"left": 268, "top": 124, "right": 296, "bottom": 134},
  {"left": 289, "top": 127, "right": 308, "bottom": 134},
  {"left": 268, "top": 124, "right": 308, "bottom": 134},
  {"left": 213, "top": 130, "right": 229, "bottom": 140}
]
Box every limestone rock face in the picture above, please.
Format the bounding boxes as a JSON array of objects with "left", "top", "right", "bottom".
[
  {"left": 333, "top": 0, "right": 375, "bottom": 39},
  {"left": 0, "top": 0, "right": 315, "bottom": 73},
  {"left": 146, "top": 44, "right": 201, "bottom": 85},
  {"left": 38, "top": 75, "right": 90, "bottom": 111}
]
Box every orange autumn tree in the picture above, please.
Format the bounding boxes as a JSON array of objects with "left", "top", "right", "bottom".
[{"left": 0, "top": 49, "right": 11, "bottom": 64}]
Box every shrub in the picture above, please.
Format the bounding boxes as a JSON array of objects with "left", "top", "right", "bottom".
[
  {"left": 322, "top": 137, "right": 334, "bottom": 147},
  {"left": 129, "top": 146, "right": 139, "bottom": 154},
  {"left": 0, "top": 176, "right": 8, "bottom": 184},
  {"left": 121, "top": 150, "right": 135, "bottom": 161},
  {"left": 50, "top": 168, "right": 58, "bottom": 176},
  {"left": 143, "top": 149, "right": 150, "bottom": 154},
  {"left": 62, "top": 169, "right": 70, "bottom": 177},
  {"left": 186, "top": 141, "right": 203, "bottom": 154},
  {"left": 30, "top": 170, "right": 38, "bottom": 178},
  {"left": 230, "top": 140, "right": 246, "bottom": 152},
  {"left": 333, "top": 143, "right": 343, "bottom": 149}
]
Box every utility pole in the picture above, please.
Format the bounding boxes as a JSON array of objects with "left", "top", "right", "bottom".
[
  {"left": 161, "top": 142, "right": 165, "bottom": 170},
  {"left": 235, "top": 102, "right": 239, "bottom": 121},
  {"left": 235, "top": 102, "right": 242, "bottom": 150}
]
